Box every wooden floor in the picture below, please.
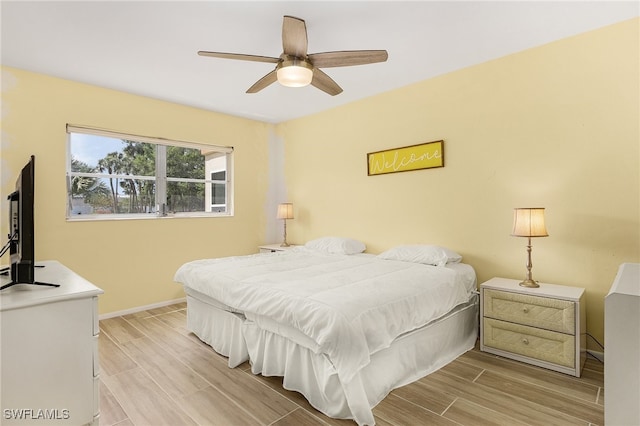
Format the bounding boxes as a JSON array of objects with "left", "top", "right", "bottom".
[{"left": 98, "top": 302, "right": 604, "bottom": 426}]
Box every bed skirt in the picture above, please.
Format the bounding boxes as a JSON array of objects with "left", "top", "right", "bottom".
[
  {"left": 186, "top": 294, "right": 249, "bottom": 367},
  {"left": 186, "top": 290, "right": 479, "bottom": 425}
]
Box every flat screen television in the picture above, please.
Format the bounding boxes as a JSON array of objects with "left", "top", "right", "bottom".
[{"left": 1, "top": 155, "right": 58, "bottom": 290}]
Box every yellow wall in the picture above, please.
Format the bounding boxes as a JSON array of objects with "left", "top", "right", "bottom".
[
  {"left": 1, "top": 67, "right": 272, "bottom": 314},
  {"left": 278, "top": 18, "right": 640, "bottom": 347}
]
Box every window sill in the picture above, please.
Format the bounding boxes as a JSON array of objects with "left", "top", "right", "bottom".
[{"left": 66, "top": 212, "right": 233, "bottom": 222}]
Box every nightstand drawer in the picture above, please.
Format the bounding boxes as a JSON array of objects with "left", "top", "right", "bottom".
[
  {"left": 483, "top": 289, "right": 575, "bottom": 334},
  {"left": 483, "top": 318, "right": 575, "bottom": 368}
]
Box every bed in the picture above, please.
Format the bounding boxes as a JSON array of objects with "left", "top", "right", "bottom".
[{"left": 174, "top": 238, "right": 479, "bottom": 425}]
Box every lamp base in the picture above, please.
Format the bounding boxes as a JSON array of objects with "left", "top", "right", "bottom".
[
  {"left": 280, "top": 242, "right": 290, "bottom": 247},
  {"left": 519, "top": 278, "right": 540, "bottom": 288}
]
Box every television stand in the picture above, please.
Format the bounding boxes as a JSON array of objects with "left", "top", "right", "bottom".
[
  {"left": 0, "top": 264, "right": 56, "bottom": 290},
  {"left": 0, "top": 280, "right": 60, "bottom": 291}
]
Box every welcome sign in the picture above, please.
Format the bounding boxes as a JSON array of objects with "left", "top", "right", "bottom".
[{"left": 367, "top": 140, "right": 444, "bottom": 176}]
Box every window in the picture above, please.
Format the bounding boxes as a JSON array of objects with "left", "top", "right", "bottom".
[
  {"left": 210, "top": 171, "right": 226, "bottom": 212},
  {"left": 66, "top": 125, "right": 233, "bottom": 220}
]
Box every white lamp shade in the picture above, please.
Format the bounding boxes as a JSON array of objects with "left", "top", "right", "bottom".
[
  {"left": 277, "top": 203, "right": 294, "bottom": 220},
  {"left": 511, "top": 208, "right": 549, "bottom": 237},
  {"left": 277, "top": 65, "right": 313, "bottom": 87},
  {"left": 276, "top": 57, "right": 313, "bottom": 88}
]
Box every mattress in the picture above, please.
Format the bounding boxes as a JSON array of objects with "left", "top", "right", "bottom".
[{"left": 175, "top": 249, "right": 476, "bottom": 382}]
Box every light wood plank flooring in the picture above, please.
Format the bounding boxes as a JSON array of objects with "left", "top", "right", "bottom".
[{"left": 99, "top": 303, "right": 604, "bottom": 426}]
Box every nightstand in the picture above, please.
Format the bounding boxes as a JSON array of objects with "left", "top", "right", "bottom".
[
  {"left": 259, "top": 243, "right": 297, "bottom": 253},
  {"left": 480, "top": 277, "right": 586, "bottom": 377}
]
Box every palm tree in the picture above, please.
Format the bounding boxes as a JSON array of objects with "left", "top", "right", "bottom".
[
  {"left": 69, "top": 158, "right": 110, "bottom": 212},
  {"left": 122, "top": 141, "right": 155, "bottom": 213},
  {"left": 98, "top": 152, "right": 125, "bottom": 213}
]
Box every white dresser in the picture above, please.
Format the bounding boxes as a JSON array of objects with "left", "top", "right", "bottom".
[
  {"left": 480, "top": 277, "right": 586, "bottom": 377},
  {"left": 0, "top": 261, "right": 103, "bottom": 425},
  {"left": 605, "top": 263, "right": 640, "bottom": 426}
]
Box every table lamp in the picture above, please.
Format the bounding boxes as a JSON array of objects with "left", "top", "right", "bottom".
[
  {"left": 511, "top": 207, "right": 549, "bottom": 288},
  {"left": 277, "top": 203, "right": 294, "bottom": 247}
]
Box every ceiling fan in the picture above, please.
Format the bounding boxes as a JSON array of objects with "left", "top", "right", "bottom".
[{"left": 198, "top": 15, "right": 388, "bottom": 96}]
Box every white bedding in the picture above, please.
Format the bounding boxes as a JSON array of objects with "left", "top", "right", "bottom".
[{"left": 174, "top": 248, "right": 476, "bottom": 383}]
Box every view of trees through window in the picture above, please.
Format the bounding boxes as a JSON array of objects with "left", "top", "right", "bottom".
[{"left": 68, "top": 132, "right": 229, "bottom": 217}]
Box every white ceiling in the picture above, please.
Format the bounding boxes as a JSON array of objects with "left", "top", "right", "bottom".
[{"left": 1, "top": 1, "right": 637, "bottom": 123}]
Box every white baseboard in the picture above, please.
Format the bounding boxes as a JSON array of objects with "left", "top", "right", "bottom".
[
  {"left": 99, "top": 297, "right": 186, "bottom": 320},
  {"left": 587, "top": 349, "right": 604, "bottom": 363}
]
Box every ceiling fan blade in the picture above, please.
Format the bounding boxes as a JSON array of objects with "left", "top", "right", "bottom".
[
  {"left": 246, "top": 70, "right": 278, "bottom": 93},
  {"left": 311, "top": 68, "right": 343, "bottom": 96},
  {"left": 198, "top": 51, "right": 280, "bottom": 64},
  {"left": 308, "top": 50, "right": 388, "bottom": 68},
  {"left": 282, "top": 15, "right": 308, "bottom": 57}
]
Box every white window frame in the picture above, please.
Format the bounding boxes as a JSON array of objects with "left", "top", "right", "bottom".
[
  {"left": 209, "top": 170, "right": 227, "bottom": 212},
  {"left": 66, "top": 124, "right": 234, "bottom": 221}
]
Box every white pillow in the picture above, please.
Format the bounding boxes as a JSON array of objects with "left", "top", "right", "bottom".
[
  {"left": 304, "top": 237, "right": 366, "bottom": 255},
  {"left": 377, "top": 245, "right": 462, "bottom": 267}
]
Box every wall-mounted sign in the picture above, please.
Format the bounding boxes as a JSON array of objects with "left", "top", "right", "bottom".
[{"left": 367, "top": 140, "right": 444, "bottom": 176}]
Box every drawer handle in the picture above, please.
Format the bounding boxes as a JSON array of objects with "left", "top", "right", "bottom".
[
  {"left": 523, "top": 306, "right": 529, "bottom": 314},
  {"left": 522, "top": 338, "right": 529, "bottom": 345}
]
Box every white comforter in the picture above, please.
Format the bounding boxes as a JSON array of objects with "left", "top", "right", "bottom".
[{"left": 174, "top": 248, "right": 475, "bottom": 383}]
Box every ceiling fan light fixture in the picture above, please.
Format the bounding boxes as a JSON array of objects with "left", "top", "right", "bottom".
[
  {"left": 276, "top": 57, "right": 313, "bottom": 87},
  {"left": 199, "top": 16, "right": 387, "bottom": 95}
]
